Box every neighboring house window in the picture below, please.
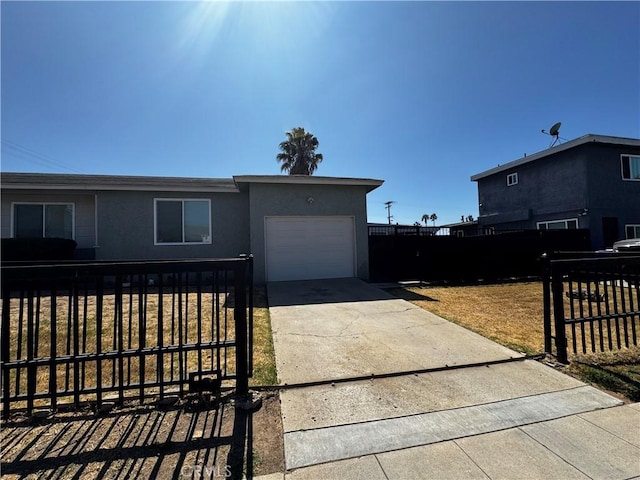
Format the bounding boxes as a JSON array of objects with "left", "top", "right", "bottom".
[
  {"left": 626, "top": 225, "right": 640, "bottom": 239},
  {"left": 12, "top": 203, "right": 74, "bottom": 239},
  {"left": 154, "top": 199, "right": 211, "bottom": 244},
  {"left": 506, "top": 173, "right": 518, "bottom": 186},
  {"left": 537, "top": 218, "right": 579, "bottom": 230},
  {"left": 621, "top": 155, "right": 640, "bottom": 180}
]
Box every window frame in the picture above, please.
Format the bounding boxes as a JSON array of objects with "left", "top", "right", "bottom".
[
  {"left": 626, "top": 224, "right": 640, "bottom": 239},
  {"left": 621, "top": 154, "right": 640, "bottom": 181},
  {"left": 536, "top": 218, "right": 579, "bottom": 230},
  {"left": 153, "top": 198, "right": 212, "bottom": 246},
  {"left": 11, "top": 202, "right": 76, "bottom": 239},
  {"left": 506, "top": 172, "right": 518, "bottom": 186}
]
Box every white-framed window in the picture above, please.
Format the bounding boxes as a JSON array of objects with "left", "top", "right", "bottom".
[
  {"left": 537, "top": 218, "right": 579, "bottom": 230},
  {"left": 506, "top": 172, "right": 518, "bottom": 186},
  {"left": 12, "top": 202, "right": 75, "bottom": 239},
  {"left": 626, "top": 224, "right": 640, "bottom": 239},
  {"left": 621, "top": 155, "right": 640, "bottom": 181},
  {"left": 154, "top": 199, "right": 211, "bottom": 245}
]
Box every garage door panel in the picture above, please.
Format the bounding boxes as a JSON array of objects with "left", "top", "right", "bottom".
[{"left": 265, "top": 217, "right": 355, "bottom": 282}]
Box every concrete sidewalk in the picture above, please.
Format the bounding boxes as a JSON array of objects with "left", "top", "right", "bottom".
[{"left": 263, "top": 278, "right": 640, "bottom": 480}]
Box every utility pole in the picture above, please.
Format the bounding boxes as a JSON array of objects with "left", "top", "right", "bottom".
[{"left": 384, "top": 201, "right": 395, "bottom": 225}]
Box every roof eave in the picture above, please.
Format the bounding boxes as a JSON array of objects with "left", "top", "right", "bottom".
[
  {"left": 233, "top": 175, "right": 384, "bottom": 193},
  {"left": 470, "top": 134, "right": 640, "bottom": 182}
]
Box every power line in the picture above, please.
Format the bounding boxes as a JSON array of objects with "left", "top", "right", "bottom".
[{"left": 1, "top": 139, "right": 86, "bottom": 174}]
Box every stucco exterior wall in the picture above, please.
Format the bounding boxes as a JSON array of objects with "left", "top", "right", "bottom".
[
  {"left": 478, "top": 148, "right": 589, "bottom": 228},
  {"left": 95, "top": 190, "right": 250, "bottom": 260},
  {"left": 1, "top": 191, "right": 96, "bottom": 248},
  {"left": 476, "top": 142, "right": 640, "bottom": 249},
  {"left": 246, "top": 183, "right": 371, "bottom": 283},
  {"left": 584, "top": 143, "right": 640, "bottom": 247}
]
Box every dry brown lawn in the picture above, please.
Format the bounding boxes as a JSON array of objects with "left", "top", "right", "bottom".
[
  {"left": 391, "top": 282, "right": 546, "bottom": 354},
  {"left": 390, "top": 281, "right": 640, "bottom": 401},
  {"left": 2, "top": 285, "right": 277, "bottom": 411}
]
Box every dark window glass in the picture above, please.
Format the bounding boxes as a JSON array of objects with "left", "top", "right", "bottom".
[
  {"left": 156, "top": 201, "right": 183, "bottom": 243},
  {"left": 184, "top": 200, "right": 210, "bottom": 243},
  {"left": 14, "top": 204, "right": 44, "bottom": 238}
]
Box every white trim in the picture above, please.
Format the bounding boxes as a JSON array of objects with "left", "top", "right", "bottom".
[
  {"left": 625, "top": 224, "right": 640, "bottom": 239},
  {"left": 506, "top": 172, "right": 518, "bottom": 186},
  {"left": 621, "top": 154, "right": 640, "bottom": 181},
  {"left": 94, "top": 193, "right": 99, "bottom": 247},
  {"left": 153, "top": 198, "right": 212, "bottom": 246},
  {"left": 11, "top": 202, "right": 76, "bottom": 240},
  {"left": 536, "top": 218, "right": 579, "bottom": 230},
  {"left": 471, "top": 134, "right": 640, "bottom": 181},
  {"left": 263, "top": 215, "right": 357, "bottom": 282}
]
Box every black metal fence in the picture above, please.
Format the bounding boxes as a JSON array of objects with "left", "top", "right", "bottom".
[
  {"left": 542, "top": 253, "right": 640, "bottom": 363},
  {"left": 1, "top": 256, "right": 253, "bottom": 417},
  {"left": 369, "top": 228, "right": 591, "bottom": 282}
]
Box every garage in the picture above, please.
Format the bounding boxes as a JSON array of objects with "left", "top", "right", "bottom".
[{"left": 265, "top": 216, "right": 355, "bottom": 282}]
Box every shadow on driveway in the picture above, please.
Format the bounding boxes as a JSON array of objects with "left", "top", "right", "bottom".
[{"left": 267, "top": 278, "right": 396, "bottom": 307}]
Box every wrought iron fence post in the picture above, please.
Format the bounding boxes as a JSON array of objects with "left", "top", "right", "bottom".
[
  {"left": 541, "top": 253, "right": 552, "bottom": 354},
  {"left": 1, "top": 282, "right": 11, "bottom": 419},
  {"left": 551, "top": 266, "right": 568, "bottom": 364},
  {"left": 234, "top": 259, "right": 249, "bottom": 397},
  {"left": 240, "top": 254, "right": 254, "bottom": 376}
]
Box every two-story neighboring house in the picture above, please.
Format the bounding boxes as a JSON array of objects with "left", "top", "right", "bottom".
[{"left": 470, "top": 134, "right": 640, "bottom": 250}]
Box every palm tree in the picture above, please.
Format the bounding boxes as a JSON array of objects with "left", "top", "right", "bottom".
[
  {"left": 430, "top": 213, "right": 438, "bottom": 226},
  {"left": 421, "top": 214, "right": 429, "bottom": 226},
  {"left": 276, "top": 127, "right": 323, "bottom": 175}
]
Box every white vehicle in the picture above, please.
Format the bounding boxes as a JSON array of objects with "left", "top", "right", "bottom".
[{"left": 612, "top": 238, "right": 640, "bottom": 252}]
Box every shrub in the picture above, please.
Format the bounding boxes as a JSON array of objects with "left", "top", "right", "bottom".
[{"left": 2, "top": 237, "right": 77, "bottom": 262}]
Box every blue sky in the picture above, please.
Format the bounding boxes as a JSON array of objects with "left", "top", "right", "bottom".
[{"left": 2, "top": 1, "right": 639, "bottom": 225}]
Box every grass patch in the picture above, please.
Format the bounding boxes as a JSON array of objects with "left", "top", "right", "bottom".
[
  {"left": 250, "top": 287, "right": 278, "bottom": 386},
  {"left": 390, "top": 282, "right": 546, "bottom": 355},
  {"left": 2, "top": 284, "right": 278, "bottom": 410},
  {"left": 390, "top": 282, "right": 640, "bottom": 401}
]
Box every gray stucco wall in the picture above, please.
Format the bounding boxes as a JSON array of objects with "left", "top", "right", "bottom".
[
  {"left": 246, "top": 183, "right": 371, "bottom": 283},
  {"left": 584, "top": 143, "right": 640, "bottom": 248},
  {"left": 1, "top": 191, "right": 96, "bottom": 248},
  {"left": 476, "top": 142, "right": 640, "bottom": 249},
  {"left": 95, "top": 190, "right": 250, "bottom": 260},
  {"left": 478, "top": 149, "right": 589, "bottom": 228}
]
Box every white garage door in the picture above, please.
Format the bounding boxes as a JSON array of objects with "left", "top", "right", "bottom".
[{"left": 265, "top": 216, "right": 355, "bottom": 282}]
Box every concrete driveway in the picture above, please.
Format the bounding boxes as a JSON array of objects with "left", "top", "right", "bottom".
[{"left": 266, "top": 278, "right": 640, "bottom": 479}]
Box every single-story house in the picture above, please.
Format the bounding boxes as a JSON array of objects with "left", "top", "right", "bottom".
[{"left": 1, "top": 173, "right": 383, "bottom": 283}]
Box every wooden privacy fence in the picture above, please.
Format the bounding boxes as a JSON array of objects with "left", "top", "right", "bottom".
[
  {"left": 542, "top": 253, "right": 640, "bottom": 363},
  {"left": 0, "top": 256, "right": 253, "bottom": 417}
]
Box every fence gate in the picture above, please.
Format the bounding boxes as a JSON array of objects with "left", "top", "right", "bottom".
[
  {"left": 542, "top": 253, "right": 640, "bottom": 363},
  {"left": 1, "top": 256, "right": 253, "bottom": 417}
]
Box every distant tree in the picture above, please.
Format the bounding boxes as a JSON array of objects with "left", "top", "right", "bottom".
[
  {"left": 413, "top": 221, "right": 421, "bottom": 226},
  {"left": 421, "top": 214, "right": 430, "bottom": 226},
  {"left": 276, "top": 127, "right": 323, "bottom": 175},
  {"left": 429, "top": 213, "right": 438, "bottom": 226}
]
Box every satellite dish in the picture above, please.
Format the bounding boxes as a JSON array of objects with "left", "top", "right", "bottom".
[{"left": 541, "top": 121, "right": 563, "bottom": 147}]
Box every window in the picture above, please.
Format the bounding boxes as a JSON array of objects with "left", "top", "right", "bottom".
[
  {"left": 154, "top": 199, "right": 211, "bottom": 244},
  {"left": 506, "top": 173, "right": 518, "bottom": 186},
  {"left": 12, "top": 203, "right": 74, "bottom": 239},
  {"left": 626, "top": 225, "right": 640, "bottom": 239},
  {"left": 621, "top": 155, "right": 640, "bottom": 180},
  {"left": 537, "top": 218, "right": 579, "bottom": 230}
]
